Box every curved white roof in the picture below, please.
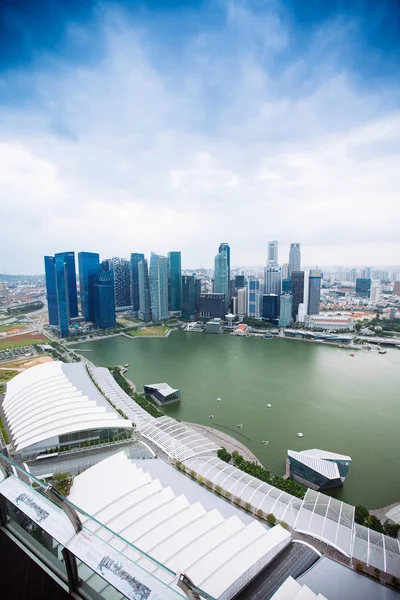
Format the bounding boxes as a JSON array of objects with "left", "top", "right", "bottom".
[{"left": 3, "top": 361, "right": 132, "bottom": 452}]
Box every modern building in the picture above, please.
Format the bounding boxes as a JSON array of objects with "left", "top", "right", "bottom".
[
  {"left": 264, "top": 265, "right": 282, "bottom": 296},
  {"left": 287, "top": 448, "right": 351, "bottom": 491},
  {"left": 44, "top": 255, "right": 59, "bottom": 326},
  {"left": 297, "top": 302, "right": 307, "bottom": 323},
  {"left": 291, "top": 271, "right": 305, "bottom": 319},
  {"left": 44, "top": 251, "right": 79, "bottom": 337},
  {"left": 110, "top": 257, "right": 131, "bottom": 308},
  {"left": 198, "top": 293, "right": 225, "bottom": 320},
  {"left": 93, "top": 269, "right": 116, "bottom": 329},
  {"left": 235, "top": 274, "right": 245, "bottom": 289},
  {"left": 130, "top": 253, "right": 144, "bottom": 314},
  {"left": 181, "top": 275, "right": 196, "bottom": 320},
  {"left": 282, "top": 263, "right": 289, "bottom": 279},
  {"left": 205, "top": 318, "right": 223, "bottom": 334},
  {"left": 214, "top": 250, "right": 229, "bottom": 312},
  {"left": 219, "top": 242, "right": 230, "bottom": 283},
  {"left": 308, "top": 270, "right": 322, "bottom": 316},
  {"left": 149, "top": 252, "right": 169, "bottom": 321},
  {"left": 288, "top": 243, "right": 301, "bottom": 276},
  {"left": 237, "top": 287, "right": 248, "bottom": 316},
  {"left": 262, "top": 294, "right": 279, "bottom": 322},
  {"left": 394, "top": 281, "right": 400, "bottom": 295},
  {"left": 370, "top": 280, "right": 381, "bottom": 303},
  {"left": 233, "top": 323, "right": 249, "bottom": 336},
  {"left": 282, "top": 277, "right": 292, "bottom": 294},
  {"left": 78, "top": 251, "right": 100, "bottom": 322},
  {"left": 355, "top": 277, "right": 371, "bottom": 298},
  {"left": 168, "top": 251, "right": 182, "bottom": 315},
  {"left": 279, "top": 294, "right": 293, "bottom": 327},
  {"left": 138, "top": 258, "right": 152, "bottom": 321},
  {"left": 267, "top": 240, "right": 278, "bottom": 265},
  {"left": 58, "top": 251, "right": 79, "bottom": 318},
  {"left": 143, "top": 383, "right": 181, "bottom": 405},
  {"left": 248, "top": 277, "right": 261, "bottom": 318},
  {"left": 306, "top": 315, "right": 355, "bottom": 331},
  {"left": 55, "top": 252, "right": 72, "bottom": 338},
  {"left": 2, "top": 361, "right": 132, "bottom": 458}
]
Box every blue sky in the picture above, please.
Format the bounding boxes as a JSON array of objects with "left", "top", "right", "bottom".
[{"left": 1, "top": 0, "right": 399, "bottom": 272}]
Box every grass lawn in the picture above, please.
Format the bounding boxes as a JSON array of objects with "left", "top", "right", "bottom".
[
  {"left": 0, "top": 370, "right": 18, "bottom": 383},
  {"left": 127, "top": 326, "right": 170, "bottom": 337},
  {"left": 0, "top": 324, "right": 28, "bottom": 333},
  {"left": 0, "top": 337, "right": 46, "bottom": 350}
]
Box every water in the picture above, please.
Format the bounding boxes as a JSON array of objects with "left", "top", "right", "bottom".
[{"left": 77, "top": 331, "right": 400, "bottom": 508}]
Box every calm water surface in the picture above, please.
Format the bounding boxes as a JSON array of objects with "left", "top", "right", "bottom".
[{"left": 77, "top": 332, "right": 400, "bottom": 508}]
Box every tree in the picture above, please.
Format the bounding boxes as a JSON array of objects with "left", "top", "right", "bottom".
[
  {"left": 355, "top": 505, "right": 370, "bottom": 525},
  {"left": 266, "top": 513, "right": 277, "bottom": 526},
  {"left": 217, "top": 447, "right": 232, "bottom": 463}
]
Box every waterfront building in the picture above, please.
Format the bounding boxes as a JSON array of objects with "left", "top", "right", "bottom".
[
  {"left": 291, "top": 271, "right": 305, "bottom": 319},
  {"left": 247, "top": 277, "right": 261, "bottom": 318},
  {"left": 130, "top": 253, "right": 144, "bottom": 314},
  {"left": 264, "top": 265, "right": 282, "bottom": 296},
  {"left": 168, "top": 251, "right": 182, "bottom": 315},
  {"left": 143, "top": 383, "right": 181, "bottom": 406},
  {"left": 198, "top": 293, "right": 225, "bottom": 320},
  {"left": 307, "top": 270, "right": 322, "bottom": 316},
  {"left": 233, "top": 323, "right": 249, "bottom": 335},
  {"left": 237, "top": 287, "right": 247, "bottom": 316},
  {"left": 78, "top": 251, "right": 100, "bottom": 322},
  {"left": 110, "top": 257, "right": 131, "bottom": 308},
  {"left": 195, "top": 277, "right": 202, "bottom": 314},
  {"left": 138, "top": 258, "right": 152, "bottom": 321},
  {"left": 262, "top": 294, "right": 279, "bottom": 322},
  {"left": 279, "top": 294, "right": 293, "bottom": 327},
  {"left": 60, "top": 251, "right": 78, "bottom": 318},
  {"left": 282, "top": 262, "right": 289, "bottom": 279},
  {"left": 214, "top": 249, "right": 229, "bottom": 312},
  {"left": 149, "top": 252, "right": 169, "bottom": 321},
  {"left": 181, "top": 274, "right": 196, "bottom": 320},
  {"left": 205, "top": 318, "right": 223, "bottom": 334},
  {"left": 356, "top": 277, "right": 371, "bottom": 298},
  {"left": 93, "top": 269, "right": 116, "bottom": 329},
  {"left": 305, "top": 315, "right": 355, "bottom": 331},
  {"left": 287, "top": 448, "right": 352, "bottom": 491},
  {"left": 44, "top": 255, "right": 59, "bottom": 326},
  {"left": 219, "top": 242, "right": 230, "bottom": 283},
  {"left": 370, "top": 280, "right": 381, "bottom": 303},
  {"left": 288, "top": 243, "right": 301, "bottom": 276},
  {"left": 267, "top": 240, "right": 278, "bottom": 265}
]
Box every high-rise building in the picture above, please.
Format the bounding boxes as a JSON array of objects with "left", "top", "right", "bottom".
[
  {"left": 149, "top": 253, "right": 169, "bottom": 321},
  {"left": 195, "top": 278, "right": 202, "bottom": 315},
  {"left": 168, "top": 252, "right": 182, "bottom": 314},
  {"left": 54, "top": 253, "right": 71, "bottom": 338},
  {"left": 297, "top": 303, "right": 307, "bottom": 323},
  {"left": 279, "top": 295, "right": 293, "bottom": 327},
  {"left": 267, "top": 240, "right": 278, "bottom": 265},
  {"left": 291, "top": 271, "right": 305, "bottom": 319},
  {"left": 282, "top": 278, "right": 292, "bottom": 294},
  {"left": 288, "top": 243, "right": 301, "bottom": 276},
  {"left": 61, "top": 252, "right": 78, "bottom": 318},
  {"left": 394, "top": 281, "right": 400, "bottom": 296},
  {"left": 370, "top": 281, "right": 381, "bottom": 304},
  {"left": 44, "top": 256, "right": 59, "bottom": 326},
  {"left": 262, "top": 294, "right": 279, "bottom": 322},
  {"left": 214, "top": 250, "right": 229, "bottom": 312},
  {"left": 264, "top": 266, "right": 282, "bottom": 296},
  {"left": 307, "top": 270, "right": 322, "bottom": 316},
  {"left": 356, "top": 278, "right": 371, "bottom": 298},
  {"left": 282, "top": 263, "right": 289, "bottom": 280},
  {"left": 138, "top": 259, "right": 152, "bottom": 321},
  {"left": 237, "top": 287, "right": 247, "bottom": 316},
  {"left": 248, "top": 277, "right": 261, "bottom": 318},
  {"left": 110, "top": 258, "right": 131, "bottom": 308},
  {"left": 219, "top": 242, "right": 230, "bottom": 283},
  {"left": 130, "top": 253, "right": 144, "bottom": 314},
  {"left": 198, "top": 293, "right": 225, "bottom": 320},
  {"left": 181, "top": 275, "right": 196, "bottom": 320},
  {"left": 78, "top": 252, "right": 100, "bottom": 322},
  {"left": 93, "top": 269, "right": 116, "bottom": 329},
  {"left": 235, "top": 274, "right": 246, "bottom": 290}
]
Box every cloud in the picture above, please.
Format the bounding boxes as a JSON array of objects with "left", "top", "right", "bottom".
[{"left": 0, "top": 0, "right": 399, "bottom": 272}]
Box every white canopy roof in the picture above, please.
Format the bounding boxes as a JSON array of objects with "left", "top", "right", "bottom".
[{"left": 3, "top": 361, "right": 132, "bottom": 452}]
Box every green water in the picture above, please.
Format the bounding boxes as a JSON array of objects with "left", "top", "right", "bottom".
[{"left": 77, "top": 331, "right": 400, "bottom": 509}]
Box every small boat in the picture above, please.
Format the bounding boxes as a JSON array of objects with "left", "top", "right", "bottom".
[
  {"left": 262, "top": 440, "right": 269, "bottom": 445},
  {"left": 349, "top": 353, "right": 355, "bottom": 357},
  {"left": 297, "top": 432, "right": 304, "bottom": 438},
  {"left": 216, "top": 397, "right": 221, "bottom": 402},
  {"left": 124, "top": 364, "right": 129, "bottom": 368},
  {"left": 378, "top": 349, "right": 387, "bottom": 354},
  {"left": 263, "top": 334, "right": 273, "bottom": 339},
  {"left": 267, "top": 404, "right": 272, "bottom": 408},
  {"left": 237, "top": 424, "right": 243, "bottom": 429},
  {"left": 209, "top": 415, "right": 214, "bottom": 419}
]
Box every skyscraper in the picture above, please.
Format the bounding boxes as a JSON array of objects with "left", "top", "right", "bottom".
[
  {"left": 181, "top": 275, "right": 196, "bottom": 320},
  {"left": 44, "top": 251, "right": 78, "bottom": 338},
  {"left": 279, "top": 295, "right": 293, "bottom": 327},
  {"left": 219, "top": 242, "right": 230, "bottom": 283},
  {"left": 356, "top": 278, "right": 371, "bottom": 298},
  {"left": 130, "top": 253, "right": 144, "bottom": 314},
  {"left": 55, "top": 253, "right": 71, "bottom": 338},
  {"left": 247, "top": 277, "right": 261, "bottom": 318},
  {"left": 44, "top": 256, "right": 59, "bottom": 326},
  {"left": 282, "top": 263, "right": 289, "bottom": 279},
  {"left": 237, "top": 287, "right": 247, "bottom": 316},
  {"left": 267, "top": 241, "right": 278, "bottom": 265},
  {"left": 110, "top": 258, "right": 131, "bottom": 308},
  {"left": 370, "top": 281, "right": 381, "bottom": 303},
  {"left": 94, "top": 269, "right": 116, "bottom": 329},
  {"left": 149, "top": 253, "right": 169, "bottom": 321},
  {"left": 138, "top": 259, "right": 152, "bottom": 321},
  {"left": 291, "top": 271, "right": 305, "bottom": 319},
  {"left": 264, "top": 266, "right": 282, "bottom": 296},
  {"left": 78, "top": 252, "right": 100, "bottom": 322},
  {"left": 307, "top": 270, "right": 322, "bottom": 316},
  {"left": 289, "top": 243, "right": 301, "bottom": 276},
  {"left": 262, "top": 294, "right": 279, "bottom": 322},
  {"left": 168, "top": 251, "right": 182, "bottom": 314},
  {"left": 214, "top": 250, "right": 229, "bottom": 312}
]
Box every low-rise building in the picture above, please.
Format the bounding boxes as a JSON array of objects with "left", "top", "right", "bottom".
[
  {"left": 306, "top": 315, "right": 355, "bottom": 331},
  {"left": 287, "top": 448, "right": 352, "bottom": 491},
  {"left": 205, "top": 318, "right": 223, "bottom": 334},
  {"left": 233, "top": 323, "right": 249, "bottom": 336},
  {"left": 143, "top": 383, "right": 181, "bottom": 406}
]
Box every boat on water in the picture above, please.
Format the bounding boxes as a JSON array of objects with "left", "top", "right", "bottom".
[
  {"left": 237, "top": 424, "right": 243, "bottom": 429},
  {"left": 267, "top": 404, "right": 272, "bottom": 408},
  {"left": 378, "top": 349, "right": 387, "bottom": 354},
  {"left": 297, "top": 432, "right": 304, "bottom": 438},
  {"left": 349, "top": 353, "right": 355, "bottom": 357},
  {"left": 262, "top": 440, "right": 269, "bottom": 445},
  {"left": 124, "top": 364, "right": 129, "bottom": 368},
  {"left": 209, "top": 415, "right": 214, "bottom": 419}
]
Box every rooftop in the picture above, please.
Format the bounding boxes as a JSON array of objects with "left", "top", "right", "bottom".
[
  {"left": 288, "top": 450, "right": 340, "bottom": 480},
  {"left": 144, "top": 382, "right": 179, "bottom": 397}
]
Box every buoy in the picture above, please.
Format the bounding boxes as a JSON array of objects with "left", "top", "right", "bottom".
[
  {"left": 267, "top": 404, "right": 272, "bottom": 408},
  {"left": 262, "top": 440, "right": 269, "bottom": 445},
  {"left": 209, "top": 415, "right": 214, "bottom": 419},
  {"left": 297, "top": 432, "right": 304, "bottom": 438},
  {"left": 237, "top": 424, "right": 243, "bottom": 429},
  {"left": 216, "top": 397, "right": 221, "bottom": 402}
]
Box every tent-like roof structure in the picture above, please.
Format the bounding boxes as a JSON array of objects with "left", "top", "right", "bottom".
[{"left": 3, "top": 361, "right": 132, "bottom": 453}]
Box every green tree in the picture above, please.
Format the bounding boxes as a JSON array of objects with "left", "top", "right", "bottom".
[
  {"left": 266, "top": 513, "right": 277, "bottom": 526},
  {"left": 355, "top": 505, "right": 370, "bottom": 525},
  {"left": 217, "top": 447, "right": 232, "bottom": 463}
]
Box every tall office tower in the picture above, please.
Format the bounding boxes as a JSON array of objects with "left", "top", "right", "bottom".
[
  {"left": 110, "top": 258, "right": 131, "bottom": 308},
  {"left": 198, "top": 293, "right": 226, "bottom": 320},
  {"left": 138, "top": 259, "right": 152, "bottom": 321},
  {"left": 181, "top": 275, "right": 196, "bottom": 320},
  {"left": 78, "top": 252, "right": 100, "bottom": 322},
  {"left": 93, "top": 269, "right": 116, "bottom": 329},
  {"left": 219, "top": 242, "right": 230, "bottom": 283},
  {"left": 168, "top": 251, "right": 182, "bottom": 314},
  {"left": 54, "top": 253, "right": 71, "bottom": 338},
  {"left": 282, "top": 278, "right": 292, "bottom": 294},
  {"left": 235, "top": 274, "right": 246, "bottom": 289},
  {"left": 282, "top": 263, "right": 289, "bottom": 280},
  {"left": 370, "top": 280, "right": 381, "bottom": 304},
  {"left": 361, "top": 267, "right": 371, "bottom": 279},
  {"left": 130, "top": 253, "right": 144, "bottom": 315},
  {"left": 262, "top": 294, "right": 279, "bottom": 322},
  {"left": 237, "top": 287, "right": 247, "bottom": 316},
  {"left": 291, "top": 271, "right": 305, "bottom": 319},
  {"left": 288, "top": 243, "right": 301, "bottom": 276},
  {"left": 101, "top": 259, "right": 112, "bottom": 272},
  {"left": 60, "top": 251, "right": 78, "bottom": 318},
  {"left": 264, "top": 265, "right": 282, "bottom": 296},
  {"left": 307, "top": 270, "right": 322, "bottom": 316},
  {"left": 297, "top": 303, "right": 307, "bottom": 323},
  {"left": 44, "top": 256, "right": 59, "bottom": 326},
  {"left": 248, "top": 277, "right": 261, "bottom": 318},
  {"left": 194, "top": 278, "right": 202, "bottom": 316},
  {"left": 350, "top": 268, "right": 357, "bottom": 283},
  {"left": 267, "top": 240, "right": 278, "bottom": 265},
  {"left": 149, "top": 253, "right": 169, "bottom": 321},
  {"left": 279, "top": 294, "right": 293, "bottom": 327},
  {"left": 214, "top": 250, "right": 229, "bottom": 312},
  {"left": 356, "top": 278, "right": 371, "bottom": 298}
]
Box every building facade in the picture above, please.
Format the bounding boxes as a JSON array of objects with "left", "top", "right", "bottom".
[
  {"left": 267, "top": 240, "right": 278, "bottom": 265},
  {"left": 288, "top": 243, "right": 301, "bottom": 276},
  {"left": 279, "top": 294, "right": 293, "bottom": 327},
  {"left": 138, "top": 258, "right": 152, "bottom": 321},
  {"left": 262, "top": 294, "right": 279, "bottom": 322},
  {"left": 78, "top": 252, "right": 100, "bottom": 322},
  {"left": 291, "top": 271, "right": 305, "bottom": 320},
  {"left": 237, "top": 287, "right": 248, "bottom": 316},
  {"left": 149, "top": 253, "right": 169, "bottom": 321},
  {"left": 307, "top": 270, "right": 322, "bottom": 316},
  {"left": 44, "top": 255, "right": 59, "bottom": 326},
  {"left": 370, "top": 281, "right": 381, "bottom": 303},
  {"left": 168, "top": 251, "right": 182, "bottom": 314},
  {"left": 214, "top": 250, "right": 229, "bottom": 312},
  {"left": 264, "top": 266, "right": 282, "bottom": 296},
  {"left": 181, "top": 275, "right": 196, "bottom": 320},
  {"left": 198, "top": 293, "right": 225, "bottom": 320},
  {"left": 247, "top": 277, "right": 261, "bottom": 318},
  {"left": 93, "top": 269, "right": 116, "bottom": 329},
  {"left": 110, "top": 257, "right": 131, "bottom": 308},
  {"left": 219, "top": 242, "right": 230, "bottom": 284},
  {"left": 130, "top": 253, "right": 144, "bottom": 314},
  {"left": 356, "top": 278, "right": 371, "bottom": 298},
  {"left": 306, "top": 315, "right": 355, "bottom": 331},
  {"left": 54, "top": 253, "right": 71, "bottom": 338}
]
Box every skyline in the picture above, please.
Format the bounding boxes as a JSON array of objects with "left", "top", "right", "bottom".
[{"left": 1, "top": 0, "right": 400, "bottom": 272}]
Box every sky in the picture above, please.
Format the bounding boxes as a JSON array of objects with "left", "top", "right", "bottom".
[{"left": 0, "top": 0, "right": 399, "bottom": 273}]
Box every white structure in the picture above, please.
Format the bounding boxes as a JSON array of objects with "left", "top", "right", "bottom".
[
  {"left": 306, "top": 315, "right": 355, "bottom": 332},
  {"left": 370, "top": 280, "right": 381, "bottom": 304},
  {"left": 270, "top": 576, "right": 327, "bottom": 599},
  {"left": 289, "top": 243, "right": 301, "bottom": 276},
  {"left": 237, "top": 287, "right": 247, "bottom": 316},
  {"left": 297, "top": 302, "right": 307, "bottom": 323},
  {"left": 69, "top": 452, "right": 291, "bottom": 600},
  {"left": 267, "top": 240, "right": 279, "bottom": 265},
  {"left": 2, "top": 361, "right": 132, "bottom": 457},
  {"left": 225, "top": 313, "right": 236, "bottom": 328},
  {"left": 385, "top": 504, "right": 400, "bottom": 525}
]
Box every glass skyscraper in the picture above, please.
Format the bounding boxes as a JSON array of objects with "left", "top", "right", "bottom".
[
  {"left": 289, "top": 243, "right": 301, "bottom": 276},
  {"left": 247, "top": 277, "right": 261, "bottom": 318},
  {"left": 168, "top": 251, "right": 182, "bottom": 314},
  {"left": 93, "top": 269, "right": 116, "bottom": 329},
  {"left": 264, "top": 266, "right": 282, "bottom": 296},
  {"left": 262, "top": 294, "right": 279, "bottom": 322},
  {"left": 110, "top": 257, "right": 131, "bottom": 308},
  {"left": 356, "top": 278, "right": 371, "bottom": 298},
  {"left": 218, "top": 242, "right": 230, "bottom": 283},
  {"left": 291, "top": 271, "right": 305, "bottom": 320},
  {"left": 279, "top": 294, "right": 293, "bottom": 327},
  {"left": 267, "top": 240, "right": 278, "bottom": 265},
  {"left": 214, "top": 250, "right": 229, "bottom": 312},
  {"left": 308, "top": 270, "right": 322, "bottom": 316},
  {"left": 130, "top": 253, "right": 144, "bottom": 314},
  {"left": 138, "top": 259, "right": 152, "bottom": 321},
  {"left": 44, "top": 256, "right": 59, "bottom": 326},
  {"left": 54, "top": 253, "right": 70, "bottom": 338},
  {"left": 61, "top": 252, "right": 78, "bottom": 318},
  {"left": 181, "top": 275, "right": 196, "bottom": 320},
  {"left": 149, "top": 253, "right": 169, "bottom": 321},
  {"left": 78, "top": 252, "right": 100, "bottom": 322},
  {"left": 44, "top": 251, "right": 78, "bottom": 338}
]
